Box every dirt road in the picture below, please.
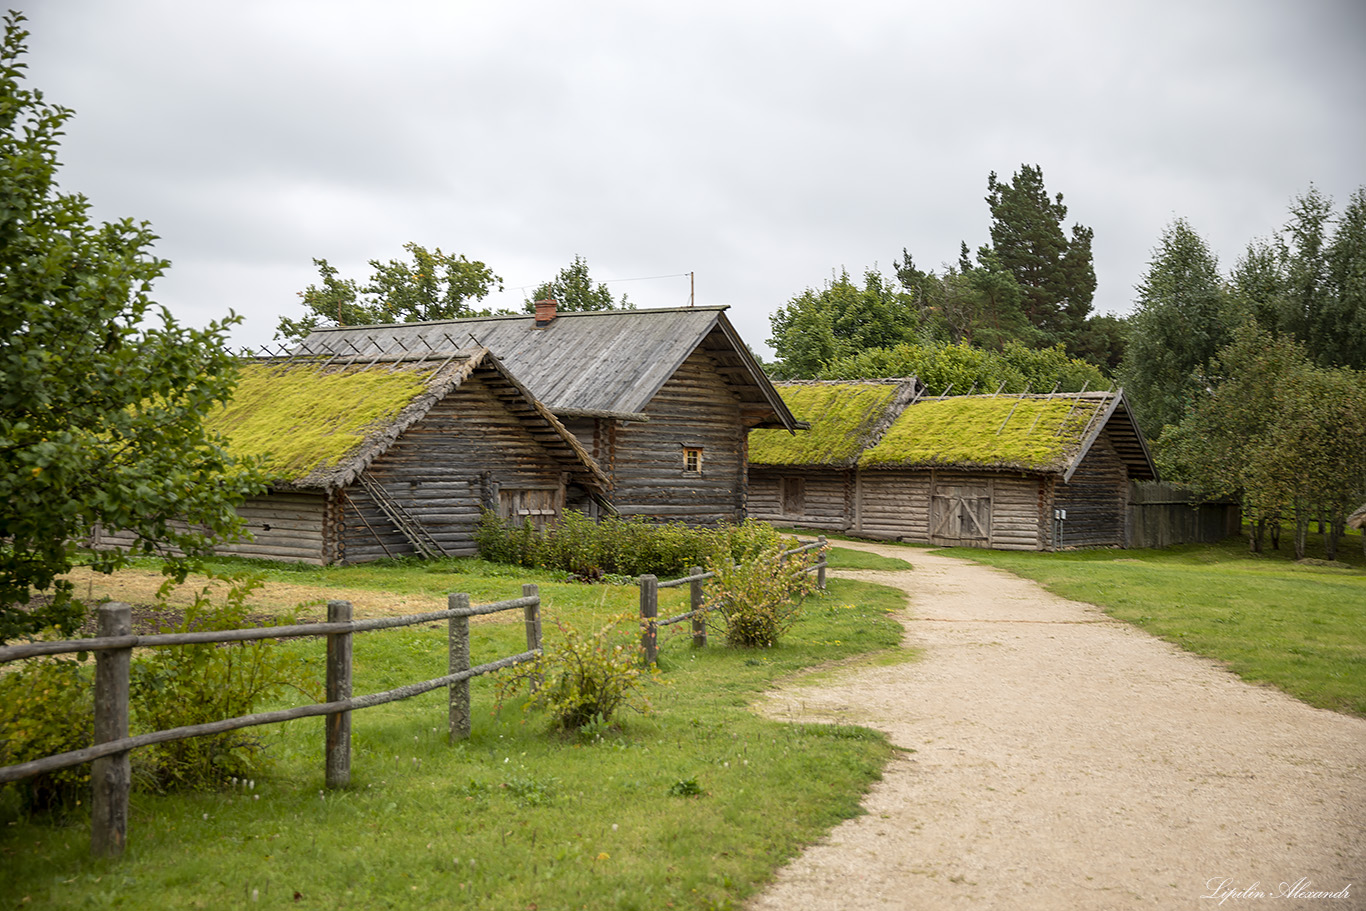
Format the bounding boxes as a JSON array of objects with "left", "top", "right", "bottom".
[{"left": 750, "top": 542, "right": 1364, "bottom": 910}]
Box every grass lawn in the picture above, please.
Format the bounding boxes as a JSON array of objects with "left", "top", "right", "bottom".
[
  {"left": 824, "top": 546, "right": 913, "bottom": 572},
  {"left": 955, "top": 531, "right": 1366, "bottom": 718},
  {"left": 1, "top": 562, "right": 909, "bottom": 911}
]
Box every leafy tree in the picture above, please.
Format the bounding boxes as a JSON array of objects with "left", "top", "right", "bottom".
[
  {"left": 1277, "top": 186, "right": 1336, "bottom": 360},
  {"left": 275, "top": 242, "right": 503, "bottom": 340},
  {"left": 0, "top": 13, "right": 266, "bottom": 642},
  {"left": 1070, "top": 313, "right": 1128, "bottom": 372},
  {"left": 523, "top": 254, "right": 632, "bottom": 313},
  {"left": 984, "top": 164, "right": 1096, "bottom": 351},
  {"left": 1157, "top": 325, "right": 1366, "bottom": 559},
  {"left": 1118, "top": 218, "right": 1232, "bottom": 438},
  {"left": 1321, "top": 187, "right": 1366, "bottom": 369},
  {"left": 819, "top": 340, "right": 1106, "bottom": 395},
  {"left": 767, "top": 268, "right": 921, "bottom": 378}
]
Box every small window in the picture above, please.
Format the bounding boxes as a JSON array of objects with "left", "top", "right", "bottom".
[
  {"left": 781, "top": 477, "right": 805, "bottom": 516},
  {"left": 683, "top": 447, "right": 703, "bottom": 472}
]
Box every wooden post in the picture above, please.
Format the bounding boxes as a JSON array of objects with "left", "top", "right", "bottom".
[
  {"left": 522, "top": 584, "right": 542, "bottom": 653},
  {"left": 91, "top": 602, "right": 131, "bottom": 858},
  {"left": 448, "top": 593, "right": 471, "bottom": 742},
  {"left": 817, "top": 536, "right": 828, "bottom": 591},
  {"left": 689, "top": 566, "right": 706, "bottom": 647},
  {"left": 639, "top": 574, "right": 658, "bottom": 665},
  {"left": 325, "top": 600, "right": 352, "bottom": 789},
  {"left": 523, "top": 583, "right": 542, "bottom": 692}
]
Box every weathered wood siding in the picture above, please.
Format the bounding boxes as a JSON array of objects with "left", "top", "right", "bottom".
[
  {"left": 215, "top": 492, "right": 331, "bottom": 564},
  {"left": 1052, "top": 431, "right": 1128, "bottom": 549},
  {"left": 339, "top": 373, "right": 570, "bottom": 563},
  {"left": 1126, "top": 481, "right": 1240, "bottom": 548},
  {"left": 853, "top": 471, "right": 932, "bottom": 541},
  {"left": 609, "top": 348, "right": 747, "bottom": 525},
  {"left": 91, "top": 493, "right": 333, "bottom": 564},
  {"left": 852, "top": 469, "right": 1044, "bottom": 549},
  {"left": 748, "top": 467, "right": 852, "bottom": 531}
]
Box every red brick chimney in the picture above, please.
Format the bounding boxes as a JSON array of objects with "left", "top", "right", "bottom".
[{"left": 534, "top": 298, "right": 557, "bottom": 327}]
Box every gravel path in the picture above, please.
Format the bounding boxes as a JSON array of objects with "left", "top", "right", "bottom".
[{"left": 750, "top": 542, "right": 1364, "bottom": 910}]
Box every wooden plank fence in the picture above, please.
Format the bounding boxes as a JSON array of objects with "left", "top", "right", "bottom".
[
  {"left": 0, "top": 586, "right": 542, "bottom": 858},
  {"left": 638, "top": 536, "right": 828, "bottom": 664}
]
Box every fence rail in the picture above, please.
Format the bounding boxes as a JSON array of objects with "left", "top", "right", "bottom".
[
  {"left": 0, "top": 586, "right": 542, "bottom": 858},
  {"left": 638, "top": 536, "right": 828, "bottom": 663}
]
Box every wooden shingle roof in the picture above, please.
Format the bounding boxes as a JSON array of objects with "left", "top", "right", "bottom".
[
  {"left": 295, "top": 306, "right": 802, "bottom": 430},
  {"left": 210, "top": 349, "right": 607, "bottom": 492}
]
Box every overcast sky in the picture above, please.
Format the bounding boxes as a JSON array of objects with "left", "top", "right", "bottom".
[{"left": 24, "top": 1, "right": 1366, "bottom": 359}]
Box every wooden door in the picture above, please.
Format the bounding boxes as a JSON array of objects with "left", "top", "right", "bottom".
[
  {"left": 930, "top": 481, "right": 992, "bottom": 547},
  {"left": 498, "top": 488, "right": 559, "bottom": 531}
]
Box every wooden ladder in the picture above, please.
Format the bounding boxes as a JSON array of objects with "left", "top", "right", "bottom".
[{"left": 356, "top": 473, "right": 447, "bottom": 559}]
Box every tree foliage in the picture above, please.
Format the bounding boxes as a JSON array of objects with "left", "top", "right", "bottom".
[
  {"left": 1155, "top": 325, "right": 1366, "bottom": 559},
  {"left": 275, "top": 242, "right": 504, "bottom": 340},
  {"left": 0, "top": 13, "right": 266, "bottom": 641},
  {"left": 985, "top": 164, "right": 1096, "bottom": 352},
  {"left": 819, "top": 340, "right": 1107, "bottom": 396},
  {"left": 1118, "top": 218, "right": 1233, "bottom": 438},
  {"left": 523, "top": 254, "right": 632, "bottom": 313},
  {"left": 766, "top": 268, "right": 921, "bottom": 378}
]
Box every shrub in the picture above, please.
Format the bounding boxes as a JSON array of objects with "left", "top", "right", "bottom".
[
  {"left": 474, "top": 510, "right": 789, "bottom": 581},
  {"left": 0, "top": 657, "right": 94, "bottom": 813},
  {"left": 496, "top": 614, "right": 654, "bottom": 732},
  {"left": 704, "top": 540, "right": 820, "bottom": 648},
  {"left": 129, "top": 572, "right": 316, "bottom": 792}
]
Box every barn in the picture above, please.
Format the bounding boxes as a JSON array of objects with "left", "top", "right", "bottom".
[
  {"left": 167, "top": 347, "right": 605, "bottom": 564},
  {"left": 747, "top": 379, "right": 919, "bottom": 531},
  {"left": 295, "top": 304, "right": 803, "bottom": 525},
  {"left": 752, "top": 388, "right": 1159, "bottom": 550}
]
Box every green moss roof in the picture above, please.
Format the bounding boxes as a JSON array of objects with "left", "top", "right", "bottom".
[
  {"left": 858, "top": 395, "right": 1104, "bottom": 472},
  {"left": 208, "top": 362, "right": 435, "bottom": 482},
  {"left": 749, "top": 383, "right": 903, "bottom": 466}
]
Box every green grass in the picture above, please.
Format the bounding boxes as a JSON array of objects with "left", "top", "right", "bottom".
[
  {"left": 956, "top": 533, "right": 1366, "bottom": 717},
  {"left": 0, "top": 573, "right": 908, "bottom": 911},
  {"left": 824, "top": 546, "right": 913, "bottom": 572}
]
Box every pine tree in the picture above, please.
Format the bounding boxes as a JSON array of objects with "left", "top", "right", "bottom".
[{"left": 984, "top": 164, "right": 1096, "bottom": 352}]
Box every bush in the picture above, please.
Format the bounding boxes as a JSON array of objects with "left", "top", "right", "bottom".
[
  {"left": 474, "top": 511, "right": 790, "bottom": 581},
  {"left": 704, "top": 540, "right": 821, "bottom": 648},
  {"left": 0, "top": 657, "right": 94, "bottom": 814},
  {"left": 129, "top": 573, "right": 316, "bottom": 792},
  {"left": 496, "top": 614, "right": 654, "bottom": 732}
]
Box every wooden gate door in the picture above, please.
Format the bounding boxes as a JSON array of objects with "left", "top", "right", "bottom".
[
  {"left": 498, "top": 488, "right": 559, "bottom": 531},
  {"left": 930, "top": 481, "right": 992, "bottom": 547}
]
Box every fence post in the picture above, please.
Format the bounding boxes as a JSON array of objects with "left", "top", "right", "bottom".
[
  {"left": 522, "top": 583, "right": 542, "bottom": 691},
  {"left": 689, "top": 566, "right": 706, "bottom": 648},
  {"left": 325, "top": 600, "right": 353, "bottom": 789},
  {"left": 91, "top": 602, "right": 131, "bottom": 858},
  {"left": 639, "top": 574, "right": 658, "bottom": 665},
  {"left": 448, "top": 593, "right": 471, "bottom": 742},
  {"left": 817, "top": 536, "right": 828, "bottom": 591}
]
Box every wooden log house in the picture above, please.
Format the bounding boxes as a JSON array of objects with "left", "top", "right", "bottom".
[
  {"left": 297, "top": 304, "right": 804, "bottom": 526},
  {"left": 751, "top": 385, "right": 1161, "bottom": 550},
  {"left": 94, "top": 348, "right": 609, "bottom": 565}
]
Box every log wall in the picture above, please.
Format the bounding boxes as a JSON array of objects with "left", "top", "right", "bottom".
[
  {"left": 748, "top": 468, "right": 853, "bottom": 531},
  {"left": 1052, "top": 431, "right": 1129, "bottom": 549},
  {"left": 338, "top": 373, "right": 570, "bottom": 563},
  {"left": 214, "top": 492, "right": 331, "bottom": 564},
  {"left": 608, "top": 348, "right": 748, "bottom": 526}
]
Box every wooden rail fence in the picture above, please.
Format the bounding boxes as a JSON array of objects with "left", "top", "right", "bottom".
[
  {"left": 0, "top": 586, "right": 543, "bottom": 858},
  {"left": 638, "top": 536, "right": 828, "bottom": 664}
]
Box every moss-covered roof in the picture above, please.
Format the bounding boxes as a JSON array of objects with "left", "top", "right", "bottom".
[
  {"left": 748, "top": 381, "right": 917, "bottom": 467},
  {"left": 858, "top": 394, "right": 1107, "bottom": 473},
  {"left": 207, "top": 361, "right": 438, "bottom": 483}
]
